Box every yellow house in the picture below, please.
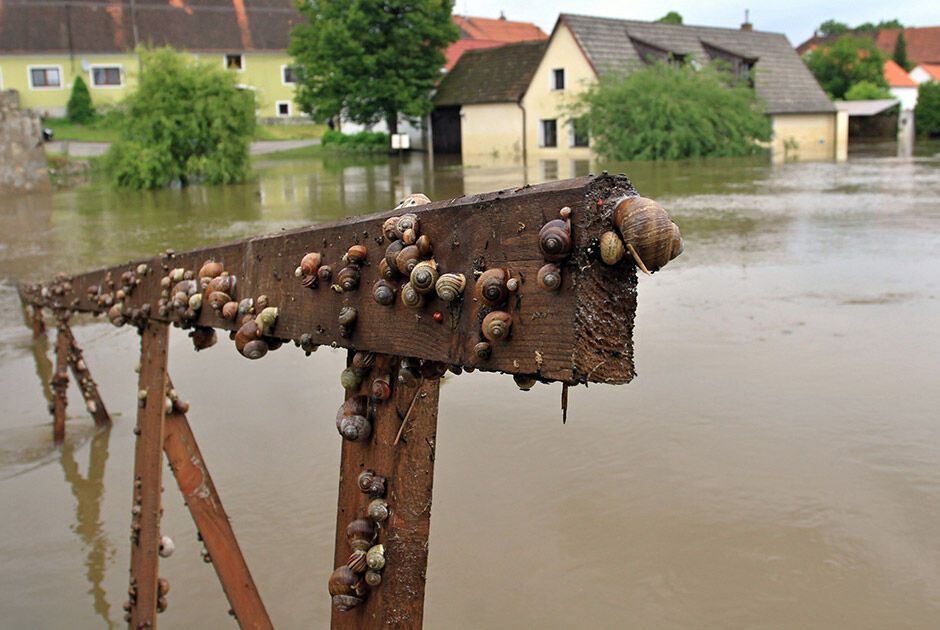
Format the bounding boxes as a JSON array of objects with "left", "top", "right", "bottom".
[
  {"left": 0, "top": 0, "right": 306, "bottom": 119},
  {"left": 434, "top": 14, "right": 847, "bottom": 168}
]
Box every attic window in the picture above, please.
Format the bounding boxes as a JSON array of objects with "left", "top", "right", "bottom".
[
  {"left": 552, "top": 68, "right": 565, "bottom": 90},
  {"left": 225, "top": 54, "right": 244, "bottom": 71}
]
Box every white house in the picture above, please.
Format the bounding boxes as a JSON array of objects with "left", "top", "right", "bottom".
[
  {"left": 910, "top": 63, "right": 940, "bottom": 85},
  {"left": 884, "top": 60, "right": 919, "bottom": 110}
]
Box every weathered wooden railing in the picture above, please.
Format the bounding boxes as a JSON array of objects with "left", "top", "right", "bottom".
[{"left": 19, "top": 174, "right": 682, "bottom": 629}]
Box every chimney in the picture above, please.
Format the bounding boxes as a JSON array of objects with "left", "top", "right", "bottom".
[
  {"left": 499, "top": 11, "right": 506, "bottom": 20},
  {"left": 741, "top": 9, "right": 753, "bottom": 31}
]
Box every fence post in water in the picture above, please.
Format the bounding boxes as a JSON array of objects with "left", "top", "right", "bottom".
[{"left": 52, "top": 313, "right": 71, "bottom": 442}]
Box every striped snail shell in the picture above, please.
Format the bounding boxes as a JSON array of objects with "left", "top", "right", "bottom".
[
  {"left": 481, "top": 311, "right": 512, "bottom": 342},
  {"left": 475, "top": 268, "right": 509, "bottom": 307},
  {"left": 351, "top": 351, "right": 375, "bottom": 373},
  {"left": 346, "top": 244, "right": 368, "bottom": 265},
  {"left": 372, "top": 279, "right": 396, "bottom": 306},
  {"left": 348, "top": 550, "right": 368, "bottom": 573},
  {"left": 382, "top": 216, "right": 400, "bottom": 242},
  {"left": 613, "top": 196, "right": 683, "bottom": 273},
  {"left": 410, "top": 260, "right": 439, "bottom": 294},
  {"left": 395, "top": 245, "right": 421, "bottom": 275},
  {"left": 337, "top": 266, "right": 361, "bottom": 292},
  {"left": 599, "top": 231, "right": 626, "bottom": 266},
  {"left": 537, "top": 263, "right": 562, "bottom": 291},
  {"left": 539, "top": 217, "right": 572, "bottom": 262},
  {"left": 400, "top": 282, "right": 424, "bottom": 309},
  {"left": 435, "top": 273, "right": 466, "bottom": 302},
  {"left": 300, "top": 252, "right": 322, "bottom": 276}
]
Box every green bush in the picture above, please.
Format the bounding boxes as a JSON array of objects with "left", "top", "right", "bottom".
[
  {"left": 915, "top": 82, "right": 940, "bottom": 137},
  {"left": 104, "top": 47, "right": 255, "bottom": 189},
  {"left": 572, "top": 62, "right": 771, "bottom": 161},
  {"left": 66, "top": 76, "right": 96, "bottom": 124},
  {"left": 844, "top": 81, "right": 893, "bottom": 100},
  {"left": 321, "top": 129, "right": 389, "bottom": 151}
]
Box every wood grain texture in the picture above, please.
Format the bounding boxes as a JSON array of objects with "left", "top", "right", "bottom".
[{"left": 22, "top": 175, "right": 641, "bottom": 384}]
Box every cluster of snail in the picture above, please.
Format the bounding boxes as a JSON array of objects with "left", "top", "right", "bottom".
[
  {"left": 602, "top": 196, "right": 683, "bottom": 274},
  {"left": 90, "top": 266, "right": 149, "bottom": 328},
  {"left": 295, "top": 243, "right": 369, "bottom": 295},
  {"left": 328, "top": 471, "right": 390, "bottom": 611}
]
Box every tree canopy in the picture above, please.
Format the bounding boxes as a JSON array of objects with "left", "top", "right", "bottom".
[
  {"left": 288, "top": 0, "right": 458, "bottom": 134},
  {"left": 104, "top": 47, "right": 255, "bottom": 189},
  {"left": 816, "top": 18, "right": 902, "bottom": 35},
  {"left": 818, "top": 20, "right": 849, "bottom": 36},
  {"left": 656, "top": 11, "right": 683, "bottom": 24},
  {"left": 572, "top": 62, "right": 771, "bottom": 161},
  {"left": 805, "top": 35, "right": 888, "bottom": 99}
]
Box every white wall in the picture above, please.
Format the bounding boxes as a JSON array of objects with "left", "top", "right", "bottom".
[
  {"left": 889, "top": 86, "right": 919, "bottom": 111},
  {"left": 909, "top": 66, "right": 936, "bottom": 85}
]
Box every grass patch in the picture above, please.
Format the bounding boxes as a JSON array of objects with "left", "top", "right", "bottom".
[
  {"left": 253, "top": 123, "right": 327, "bottom": 141},
  {"left": 42, "top": 117, "right": 121, "bottom": 142}
]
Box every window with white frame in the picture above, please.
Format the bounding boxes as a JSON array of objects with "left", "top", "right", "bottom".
[
  {"left": 29, "top": 65, "right": 62, "bottom": 89},
  {"left": 281, "top": 65, "right": 297, "bottom": 85},
  {"left": 539, "top": 119, "right": 558, "bottom": 148},
  {"left": 276, "top": 101, "right": 291, "bottom": 117},
  {"left": 91, "top": 65, "right": 123, "bottom": 87},
  {"left": 224, "top": 54, "right": 244, "bottom": 70},
  {"left": 551, "top": 68, "right": 565, "bottom": 90}
]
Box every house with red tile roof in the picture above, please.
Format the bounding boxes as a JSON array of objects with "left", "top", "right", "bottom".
[
  {"left": 884, "top": 59, "right": 919, "bottom": 110},
  {"left": 875, "top": 27, "right": 940, "bottom": 65},
  {"left": 910, "top": 63, "right": 940, "bottom": 85},
  {"left": 445, "top": 15, "right": 547, "bottom": 70}
]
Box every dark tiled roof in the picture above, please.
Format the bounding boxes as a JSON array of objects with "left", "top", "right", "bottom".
[
  {"left": 434, "top": 40, "right": 547, "bottom": 106},
  {"left": 0, "top": 0, "right": 303, "bottom": 53},
  {"left": 560, "top": 14, "right": 835, "bottom": 115}
]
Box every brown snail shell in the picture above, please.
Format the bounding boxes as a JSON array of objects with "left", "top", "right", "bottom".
[
  {"left": 378, "top": 258, "right": 395, "bottom": 281},
  {"left": 372, "top": 279, "right": 396, "bottom": 306},
  {"left": 410, "top": 260, "right": 439, "bottom": 294},
  {"left": 397, "top": 212, "right": 419, "bottom": 235},
  {"left": 337, "top": 266, "right": 361, "bottom": 292},
  {"left": 332, "top": 594, "right": 363, "bottom": 613},
  {"left": 190, "top": 326, "right": 216, "bottom": 351},
  {"left": 395, "top": 193, "right": 430, "bottom": 209},
  {"left": 474, "top": 341, "right": 492, "bottom": 360},
  {"left": 221, "top": 301, "right": 238, "bottom": 320},
  {"left": 241, "top": 339, "right": 269, "bottom": 360},
  {"left": 368, "top": 499, "right": 389, "bottom": 522},
  {"left": 206, "top": 274, "right": 235, "bottom": 297},
  {"left": 364, "top": 570, "right": 382, "bottom": 587},
  {"left": 613, "top": 196, "right": 683, "bottom": 273},
  {"left": 366, "top": 544, "right": 386, "bottom": 571},
  {"left": 207, "top": 290, "right": 231, "bottom": 310},
  {"left": 346, "top": 518, "right": 377, "bottom": 552},
  {"left": 108, "top": 303, "right": 125, "bottom": 327},
  {"left": 338, "top": 306, "right": 358, "bottom": 327},
  {"left": 539, "top": 218, "right": 573, "bottom": 262},
  {"left": 435, "top": 273, "right": 466, "bottom": 302},
  {"left": 318, "top": 264, "right": 333, "bottom": 284},
  {"left": 599, "top": 231, "right": 626, "bottom": 266},
  {"left": 338, "top": 414, "right": 371, "bottom": 441},
  {"left": 395, "top": 245, "right": 421, "bottom": 275},
  {"left": 198, "top": 261, "right": 223, "bottom": 280},
  {"left": 475, "top": 268, "right": 509, "bottom": 307},
  {"left": 513, "top": 374, "right": 538, "bottom": 391},
  {"left": 537, "top": 263, "right": 562, "bottom": 292},
  {"left": 157, "top": 578, "right": 170, "bottom": 596},
  {"left": 416, "top": 234, "right": 433, "bottom": 257},
  {"left": 402, "top": 228, "right": 416, "bottom": 245},
  {"left": 400, "top": 282, "right": 424, "bottom": 309},
  {"left": 329, "top": 566, "right": 365, "bottom": 611},
  {"left": 382, "top": 216, "right": 401, "bottom": 242},
  {"left": 300, "top": 252, "right": 322, "bottom": 276},
  {"left": 351, "top": 350, "right": 375, "bottom": 374},
  {"left": 234, "top": 319, "right": 261, "bottom": 354},
  {"left": 346, "top": 244, "right": 368, "bottom": 265},
  {"left": 481, "top": 311, "right": 512, "bottom": 342},
  {"left": 371, "top": 376, "right": 392, "bottom": 401},
  {"left": 256, "top": 295, "right": 270, "bottom": 311},
  {"left": 385, "top": 240, "right": 405, "bottom": 271}
]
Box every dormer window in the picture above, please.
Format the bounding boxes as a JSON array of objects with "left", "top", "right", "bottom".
[{"left": 702, "top": 42, "right": 757, "bottom": 85}]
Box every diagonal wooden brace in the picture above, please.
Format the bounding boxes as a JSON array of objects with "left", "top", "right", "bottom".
[{"left": 60, "top": 323, "right": 112, "bottom": 426}]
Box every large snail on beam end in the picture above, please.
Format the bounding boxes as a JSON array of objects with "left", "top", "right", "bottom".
[{"left": 613, "top": 196, "right": 683, "bottom": 274}]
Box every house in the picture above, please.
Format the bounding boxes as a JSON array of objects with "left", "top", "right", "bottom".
[
  {"left": 910, "top": 63, "right": 940, "bottom": 84},
  {"left": 0, "top": 0, "right": 304, "bottom": 119},
  {"left": 875, "top": 27, "right": 940, "bottom": 64},
  {"left": 884, "top": 60, "right": 918, "bottom": 109},
  {"left": 436, "top": 14, "right": 845, "bottom": 167},
  {"left": 446, "top": 15, "right": 547, "bottom": 70}
]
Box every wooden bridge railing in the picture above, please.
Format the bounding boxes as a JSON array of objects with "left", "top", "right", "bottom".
[{"left": 19, "top": 174, "right": 682, "bottom": 628}]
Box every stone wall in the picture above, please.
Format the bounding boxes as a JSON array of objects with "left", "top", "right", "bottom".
[{"left": 0, "top": 91, "right": 50, "bottom": 193}]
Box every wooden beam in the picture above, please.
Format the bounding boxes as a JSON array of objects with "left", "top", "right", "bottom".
[
  {"left": 61, "top": 323, "right": 112, "bottom": 426},
  {"left": 128, "top": 320, "right": 170, "bottom": 629},
  {"left": 52, "top": 317, "right": 70, "bottom": 442},
  {"left": 21, "top": 175, "right": 644, "bottom": 385},
  {"left": 162, "top": 377, "right": 273, "bottom": 630}
]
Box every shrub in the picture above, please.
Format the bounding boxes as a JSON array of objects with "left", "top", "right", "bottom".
[
  {"left": 806, "top": 35, "right": 888, "bottom": 99},
  {"left": 915, "top": 82, "right": 940, "bottom": 137},
  {"left": 572, "top": 62, "right": 772, "bottom": 161},
  {"left": 66, "top": 76, "right": 96, "bottom": 124},
  {"left": 844, "top": 81, "right": 893, "bottom": 100},
  {"left": 104, "top": 47, "right": 255, "bottom": 189},
  {"left": 321, "top": 129, "right": 389, "bottom": 151}
]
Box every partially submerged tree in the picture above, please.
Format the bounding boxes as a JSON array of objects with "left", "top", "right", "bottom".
[
  {"left": 915, "top": 82, "right": 940, "bottom": 137},
  {"left": 105, "top": 47, "right": 255, "bottom": 189},
  {"left": 289, "top": 0, "right": 458, "bottom": 135},
  {"left": 66, "top": 76, "right": 96, "bottom": 124},
  {"left": 806, "top": 35, "right": 888, "bottom": 99},
  {"left": 572, "top": 62, "right": 771, "bottom": 161}
]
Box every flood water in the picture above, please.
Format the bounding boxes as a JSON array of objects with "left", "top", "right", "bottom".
[{"left": 1, "top": 145, "right": 939, "bottom": 628}]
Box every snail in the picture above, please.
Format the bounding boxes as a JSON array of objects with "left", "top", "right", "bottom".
[
  {"left": 241, "top": 339, "right": 269, "bottom": 360},
  {"left": 158, "top": 578, "right": 170, "bottom": 596},
  {"left": 378, "top": 259, "right": 395, "bottom": 281},
  {"left": 299, "top": 252, "right": 322, "bottom": 276},
  {"left": 256, "top": 295, "right": 270, "bottom": 312},
  {"left": 221, "top": 301, "right": 238, "bottom": 320},
  {"left": 400, "top": 282, "right": 424, "bottom": 309},
  {"left": 207, "top": 290, "right": 230, "bottom": 310},
  {"left": 539, "top": 216, "right": 573, "bottom": 262},
  {"left": 599, "top": 231, "right": 626, "bottom": 266},
  {"left": 395, "top": 193, "right": 430, "bottom": 209},
  {"left": 382, "top": 216, "right": 401, "bottom": 242},
  {"left": 206, "top": 274, "right": 236, "bottom": 298},
  {"left": 158, "top": 535, "right": 175, "bottom": 558},
  {"left": 345, "top": 244, "right": 368, "bottom": 265},
  {"left": 237, "top": 297, "right": 254, "bottom": 317},
  {"left": 235, "top": 319, "right": 261, "bottom": 353},
  {"left": 473, "top": 341, "right": 491, "bottom": 360},
  {"left": 410, "top": 260, "right": 439, "bottom": 294},
  {"left": 368, "top": 499, "right": 389, "bottom": 522},
  {"left": 198, "top": 261, "right": 224, "bottom": 281},
  {"left": 613, "top": 196, "right": 683, "bottom": 273},
  {"left": 340, "top": 368, "right": 361, "bottom": 391},
  {"left": 416, "top": 234, "right": 433, "bottom": 258},
  {"left": 365, "top": 570, "right": 382, "bottom": 587},
  {"left": 255, "top": 307, "right": 278, "bottom": 336},
  {"left": 108, "top": 303, "right": 125, "bottom": 327},
  {"left": 328, "top": 565, "right": 366, "bottom": 612},
  {"left": 357, "top": 470, "right": 386, "bottom": 498},
  {"left": 337, "top": 266, "right": 361, "bottom": 292},
  {"left": 385, "top": 240, "right": 405, "bottom": 271},
  {"left": 372, "top": 279, "right": 396, "bottom": 306},
  {"left": 395, "top": 245, "right": 421, "bottom": 275},
  {"left": 475, "top": 268, "right": 509, "bottom": 307},
  {"left": 371, "top": 375, "right": 392, "bottom": 401},
  {"left": 397, "top": 213, "right": 420, "bottom": 236},
  {"left": 347, "top": 517, "right": 377, "bottom": 551},
  {"left": 338, "top": 306, "right": 358, "bottom": 337},
  {"left": 190, "top": 326, "right": 216, "bottom": 351},
  {"left": 513, "top": 374, "right": 538, "bottom": 391},
  {"left": 318, "top": 264, "right": 333, "bottom": 284},
  {"left": 299, "top": 333, "right": 318, "bottom": 355},
  {"left": 537, "top": 263, "right": 562, "bottom": 292},
  {"left": 188, "top": 293, "right": 203, "bottom": 311},
  {"left": 348, "top": 549, "right": 368, "bottom": 573},
  {"left": 336, "top": 395, "right": 371, "bottom": 441},
  {"left": 366, "top": 544, "right": 386, "bottom": 571},
  {"left": 351, "top": 351, "right": 375, "bottom": 374},
  {"left": 402, "top": 228, "right": 417, "bottom": 245},
  {"left": 481, "top": 311, "right": 512, "bottom": 342}
]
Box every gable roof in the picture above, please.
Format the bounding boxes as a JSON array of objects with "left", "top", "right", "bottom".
[
  {"left": 452, "top": 15, "right": 547, "bottom": 43},
  {"left": 915, "top": 63, "right": 940, "bottom": 81},
  {"left": 559, "top": 14, "right": 835, "bottom": 115},
  {"left": 876, "top": 27, "right": 940, "bottom": 65},
  {"left": 0, "top": 0, "right": 302, "bottom": 54},
  {"left": 434, "top": 40, "right": 547, "bottom": 107},
  {"left": 884, "top": 60, "right": 916, "bottom": 87}
]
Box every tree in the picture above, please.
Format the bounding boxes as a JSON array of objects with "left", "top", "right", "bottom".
[
  {"left": 805, "top": 35, "right": 888, "bottom": 99},
  {"left": 66, "top": 76, "right": 96, "bottom": 124},
  {"left": 104, "top": 47, "right": 255, "bottom": 189},
  {"left": 657, "top": 11, "right": 683, "bottom": 24},
  {"left": 289, "top": 0, "right": 459, "bottom": 135},
  {"left": 877, "top": 19, "right": 904, "bottom": 30},
  {"left": 818, "top": 20, "right": 849, "bottom": 36},
  {"left": 571, "top": 62, "right": 772, "bottom": 161},
  {"left": 893, "top": 31, "right": 913, "bottom": 71},
  {"left": 915, "top": 82, "right": 940, "bottom": 137},
  {"left": 844, "top": 80, "right": 892, "bottom": 100}
]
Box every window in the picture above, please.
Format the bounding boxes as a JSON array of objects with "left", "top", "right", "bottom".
[
  {"left": 91, "top": 65, "right": 122, "bottom": 87},
  {"left": 281, "top": 65, "right": 297, "bottom": 85},
  {"left": 540, "top": 119, "right": 558, "bottom": 148},
  {"left": 552, "top": 68, "right": 565, "bottom": 90},
  {"left": 570, "top": 118, "right": 589, "bottom": 148},
  {"left": 276, "top": 101, "right": 291, "bottom": 117},
  {"left": 29, "top": 65, "right": 62, "bottom": 89},
  {"left": 225, "top": 54, "right": 244, "bottom": 71}
]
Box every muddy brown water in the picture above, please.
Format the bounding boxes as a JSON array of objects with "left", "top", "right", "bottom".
[{"left": 1, "top": 146, "right": 939, "bottom": 628}]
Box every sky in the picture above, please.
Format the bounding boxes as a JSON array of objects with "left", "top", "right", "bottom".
[{"left": 454, "top": 0, "right": 939, "bottom": 46}]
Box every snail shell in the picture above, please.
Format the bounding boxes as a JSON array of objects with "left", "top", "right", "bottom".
[
  {"left": 364, "top": 570, "right": 382, "bottom": 587},
  {"left": 400, "top": 282, "right": 424, "bottom": 309},
  {"left": 234, "top": 319, "right": 261, "bottom": 354},
  {"left": 474, "top": 341, "right": 492, "bottom": 360},
  {"left": 539, "top": 217, "right": 573, "bottom": 262},
  {"left": 237, "top": 297, "right": 254, "bottom": 317},
  {"left": 338, "top": 414, "right": 371, "bottom": 442},
  {"left": 481, "top": 311, "right": 512, "bottom": 342},
  {"left": 395, "top": 193, "right": 430, "bottom": 209},
  {"left": 397, "top": 213, "right": 419, "bottom": 236},
  {"left": 207, "top": 290, "right": 231, "bottom": 310},
  {"left": 318, "top": 264, "right": 333, "bottom": 283},
  {"left": 435, "top": 273, "right": 466, "bottom": 302},
  {"left": 378, "top": 258, "right": 395, "bottom": 281},
  {"left": 329, "top": 566, "right": 365, "bottom": 611},
  {"left": 199, "top": 261, "right": 223, "bottom": 281},
  {"left": 372, "top": 279, "right": 396, "bottom": 306},
  {"left": 332, "top": 594, "right": 363, "bottom": 613},
  {"left": 395, "top": 245, "right": 421, "bottom": 275},
  {"left": 382, "top": 216, "right": 401, "bottom": 242},
  {"left": 255, "top": 307, "right": 279, "bottom": 336},
  {"left": 475, "top": 268, "right": 509, "bottom": 307},
  {"left": 190, "top": 326, "right": 216, "bottom": 351},
  {"left": 613, "top": 196, "right": 683, "bottom": 273},
  {"left": 241, "top": 339, "right": 269, "bottom": 360},
  {"left": 256, "top": 295, "right": 270, "bottom": 312},
  {"left": 338, "top": 306, "right": 358, "bottom": 327},
  {"left": 221, "top": 301, "right": 238, "bottom": 320},
  {"left": 513, "top": 374, "right": 538, "bottom": 391},
  {"left": 158, "top": 578, "right": 170, "bottom": 596},
  {"left": 346, "top": 518, "right": 377, "bottom": 552},
  {"left": 108, "top": 303, "right": 125, "bottom": 327},
  {"left": 340, "top": 368, "right": 362, "bottom": 390},
  {"left": 346, "top": 244, "right": 368, "bottom": 265},
  {"left": 206, "top": 274, "right": 235, "bottom": 297},
  {"left": 348, "top": 550, "right": 368, "bottom": 573},
  {"left": 368, "top": 499, "right": 389, "bottom": 522},
  {"left": 537, "top": 263, "right": 562, "bottom": 291},
  {"left": 371, "top": 376, "right": 392, "bottom": 401},
  {"left": 351, "top": 350, "right": 375, "bottom": 373},
  {"left": 337, "top": 266, "right": 361, "bottom": 292},
  {"left": 159, "top": 535, "right": 175, "bottom": 558},
  {"left": 402, "top": 228, "right": 417, "bottom": 245},
  {"left": 385, "top": 240, "right": 405, "bottom": 272},
  {"left": 357, "top": 470, "right": 386, "bottom": 497},
  {"left": 599, "top": 231, "right": 626, "bottom": 266},
  {"left": 410, "top": 260, "right": 439, "bottom": 294},
  {"left": 300, "top": 252, "right": 322, "bottom": 276},
  {"left": 416, "top": 234, "right": 433, "bottom": 257},
  {"left": 366, "top": 544, "right": 386, "bottom": 571}
]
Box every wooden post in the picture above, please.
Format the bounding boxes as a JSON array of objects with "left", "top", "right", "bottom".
[
  {"left": 331, "top": 355, "right": 442, "bottom": 629},
  {"left": 52, "top": 316, "right": 70, "bottom": 443},
  {"left": 163, "top": 377, "right": 273, "bottom": 630},
  {"left": 128, "top": 320, "right": 170, "bottom": 629},
  {"left": 30, "top": 305, "right": 46, "bottom": 339},
  {"left": 62, "top": 324, "right": 111, "bottom": 426}
]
